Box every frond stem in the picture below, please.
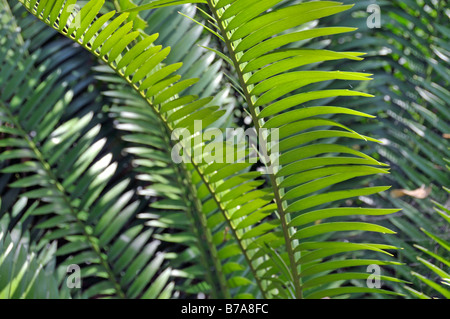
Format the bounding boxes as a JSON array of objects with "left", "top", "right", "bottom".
[{"left": 205, "top": 0, "right": 303, "bottom": 298}]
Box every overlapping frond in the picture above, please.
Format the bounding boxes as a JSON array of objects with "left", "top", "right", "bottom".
[
  {"left": 6, "top": 0, "right": 432, "bottom": 300},
  {"left": 8, "top": 0, "right": 261, "bottom": 299},
  {"left": 91, "top": 3, "right": 264, "bottom": 298},
  {"left": 314, "top": 0, "right": 449, "bottom": 297},
  {"left": 0, "top": 200, "right": 71, "bottom": 299},
  {"left": 0, "top": 9, "right": 177, "bottom": 299},
  {"left": 202, "top": 0, "right": 403, "bottom": 298}
]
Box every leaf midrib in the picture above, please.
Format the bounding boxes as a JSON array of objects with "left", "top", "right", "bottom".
[{"left": 205, "top": 0, "right": 303, "bottom": 298}]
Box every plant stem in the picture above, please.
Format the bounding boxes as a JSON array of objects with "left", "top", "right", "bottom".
[
  {"left": 157, "top": 120, "right": 230, "bottom": 299},
  {"left": 17, "top": 1, "right": 267, "bottom": 298},
  {"left": 205, "top": 0, "right": 303, "bottom": 298}
]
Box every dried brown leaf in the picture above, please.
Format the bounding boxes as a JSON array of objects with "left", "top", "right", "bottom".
[{"left": 391, "top": 185, "right": 432, "bottom": 199}]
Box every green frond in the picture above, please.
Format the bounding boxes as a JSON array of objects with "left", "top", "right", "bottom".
[
  {"left": 0, "top": 11, "right": 179, "bottom": 298},
  {"left": 202, "top": 0, "right": 400, "bottom": 298},
  {"left": 0, "top": 200, "right": 71, "bottom": 299},
  {"left": 3, "top": 0, "right": 446, "bottom": 300}
]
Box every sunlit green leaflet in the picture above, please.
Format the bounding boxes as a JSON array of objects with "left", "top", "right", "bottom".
[{"left": 7, "top": 0, "right": 405, "bottom": 299}]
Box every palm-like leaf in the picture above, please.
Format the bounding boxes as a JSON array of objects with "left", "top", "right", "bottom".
[
  {"left": 0, "top": 4, "right": 179, "bottom": 298},
  {"left": 0, "top": 200, "right": 72, "bottom": 299},
  {"left": 313, "top": 0, "right": 449, "bottom": 297},
  {"left": 194, "top": 0, "right": 404, "bottom": 298},
  {"left": 4, "top": 0, "right": 430, "bottom": 299}
]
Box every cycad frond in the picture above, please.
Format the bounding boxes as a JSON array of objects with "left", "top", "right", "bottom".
[
  {"left": 0, "top": 200, "right": 71, "bottom": 299},
  {"left": 9, "top": 0, "right": 411, "bottom": 299},
  {"left": 314, "top": 0, "right": 449, "bottom": 297},
  {"left": 200, "top": 0, "right": 403, "bottom": 298},
  {"left": 0, "top": 12, "right": 177, "bottom": 298}
]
